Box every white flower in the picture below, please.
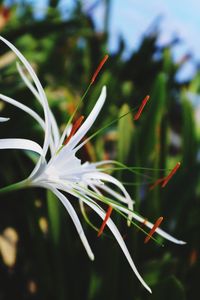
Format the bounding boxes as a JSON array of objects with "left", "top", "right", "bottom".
[{"left": 0, "top": 36, "right": 185, "bottom": 294}]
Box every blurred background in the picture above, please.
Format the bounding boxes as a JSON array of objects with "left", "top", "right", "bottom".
[{"left": 0, "top": 0, "right": 200, "bottom": 299}]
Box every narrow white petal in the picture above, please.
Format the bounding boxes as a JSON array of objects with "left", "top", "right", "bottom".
[
  {"left": 80, "top": 197, "right": 152, "bottom": 293},
  {"left": 0, "top": 36, "right": 51, "bottom": 157},
  {"left": 96, "top": 183, "right": 134, "bottom": 226},
  {"left": 67, "top": 86, "right": 106, "bottom": 150},
  {"left": 83, "top": 172, "right": 131, "bottom": 203},
  {"left": 0, "top": 138, "right": 44, "bottom": 155},
  {"left": 0, "top": 117, "right": 9, "bottom": 122},
  {"left": 89, "top": 183, "right": 103, "bottom": 196},
  {"left": 131, "top": 212, "right": 186, "bottom": 245},
  {"left": 16, "top": 62, "right": 42, "bottom": 103},
  {"left": 0, "top": 93, "right": 45, "bottom": 129},
  {"left": 93, "top": 160, "right": 117, "bottom": 167},
  {"left": 50, "top": 187, "right": 94, "bottom": 261},
  {"left": 17, "top": 62, "right": 60, "bottom": 148},
  {"left": 83, "top": 171, "right": 134, "bottom": 224},
  {"left": 110, "top": 203, "right": 186, "bottom": 245},
  {"left": 59, "top": 123, "right": 72, "bottom": 147},
  {"left": 98, "top": 184, "right": 132, "bottom": 205},
  {"left": 0, "top": 93, "right": 57, "bottom": 155}
]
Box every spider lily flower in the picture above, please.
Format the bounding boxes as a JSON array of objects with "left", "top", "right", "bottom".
[{"left": 0, "top": 36, "right": 185, "bottom": 294}]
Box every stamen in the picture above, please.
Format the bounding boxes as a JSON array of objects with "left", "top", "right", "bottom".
[
  {"left": 63, "top": 115, "right": 84, "bottom": 145},
  {"left": 134, "top": 95, "right": 150, "bottom": 121},
  {"left": 97, "top": 206, "right": 113, "bottom": 237},
  {"left": 149, "top": 178, "right": 164, "bottom": 191},
  {"left": 90, "top": 54, "right": 109, "bottom": 85},
  {"left": 161, "top": 162, "right": 181, "bottom": 187},
  {"left": 149, "top": 162, "right": 181, "bottom": 190},
  {"left": 144, "top": 216, "right": 163, "bottom": 244}
]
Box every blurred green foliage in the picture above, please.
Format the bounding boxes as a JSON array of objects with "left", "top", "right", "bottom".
[{"left": 0, "top": 1, "right": 200, "bottom": 299}]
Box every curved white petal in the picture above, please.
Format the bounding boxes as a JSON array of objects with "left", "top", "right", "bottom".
[
  {"left": 0, "top": 117, "right": 9, "bottom": 122},
  {"left": 66, "top": 86, "right": 106, "bottom": 151},
  {"left": 47, "top": 187, "right": 94, "bottom": 261},
  {"left": 80, "top": 196, "right": 152, "bottom": 293},
  {"left": 83, "top": 171, "right": 134, "bottom": 225},
  {"left": 17, "top": 62, "right": 60, "bottom": 148},
  {"left": 0, "top": 138, "right": 44, "bottom": 155},
  {"left": 92, "top": 160, "right": 117, "bottom": 167},
  {"left": 0, "top": 93, "right": 45, "bottom": 129},
  {"left": 0, "top": 93, "right": 57, "bottom": 155},
  {"left": 0, "top": 36, "right": 51, "bottom": 157},
  {"left": 131, "top": 211, "right": 186, "bottom": 245},
  {"left": 109, "top": 203, "right": 186, "bottom": 245},
  {"left": 59, "top": 123, "right": 72, "bottom": 148}
]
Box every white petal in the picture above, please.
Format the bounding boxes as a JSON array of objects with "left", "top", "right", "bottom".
[
  {"left": 0, "top": 117, "right": 9, "bottom": 122},
  {"left": 97, "top": 184, "right": 132, "bottom": 205},
  {"left": 0, "top": 36, "right": 51, "bottom": 157},
  {"left": 92, "top": 160, "right": 117, "bottom": 167},
  {"left": 17, "top": 62, "right": 60, "bottom": 148},
  {"left": 110, "top": 203, "right": 186, "bottom": 245},
  {"left": 66, "top": 86, "right": 106, "bottom": 151},
  {"left": 0, "top": 92, "right": 57, "bottom": 155},
  {"left": 0, "top": 138, "right": 44, "bottom": 155},
  {"left": 80, "top": 196, "right": 152, "bottom": 293},
  {"left": 0, "top": 93, "right": 45, "bottom": 129},
  {"left": 59, "top": 123, "right": 72, "bottom": 148},
  {"left": 49, "top": 187, "right": 94, "bottom": 261},
  {"left": 83, "top": 171, "right": 134, "bottom": 225},
  {"left": 131, "top": 212, "right": 186, "bottom": 245}
]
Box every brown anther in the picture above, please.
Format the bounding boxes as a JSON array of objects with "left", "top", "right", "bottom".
[
  {"left": 149, "top": 162, "right": 181, "bottom": 190},
  {"left": 144, "top": 216, "right": 163, "bottom": 244},
  {"left": 97, "top": 206, "right": 113, "bottom": 237},
  {"left": 149, "top": 178, "right": 165, "bottom": 191},
  {"left": 161, "top": 162, "right": 181, "bottom": 187},
  {"left": 134, "top": 95, "right": 150, "bottom": 121},
  {"left": 63, "top": 116, "right": 84, "bottom": 145},
  {"left": 90, "top": 55, "right": 109, "bottom": 84}
]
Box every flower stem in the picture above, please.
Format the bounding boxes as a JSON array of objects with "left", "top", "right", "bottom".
[{"left": 0, "top": 179, "right": 30, "bottom": 195}]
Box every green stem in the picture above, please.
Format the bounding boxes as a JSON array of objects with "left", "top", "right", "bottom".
[{"left": 0, "top": 179, "right": 30, "bottom": 195}]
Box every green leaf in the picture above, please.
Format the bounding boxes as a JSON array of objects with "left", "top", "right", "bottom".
[
  {"left": 118, "top": 103, "right": 134, "bottom": 163},
  {"left": 47, "top": 189, "right": 61, "bottom": 246},
  {"left": 139, "top": 72, "right": 167, "bottom": 162},
  {"left": 181, "top": 90, "right": 198, "bottom": 165}
]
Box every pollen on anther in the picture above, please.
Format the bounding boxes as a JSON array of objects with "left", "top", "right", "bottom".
[
  {"left": 63, "top": 115, "right": 84, "bottom": 145},
  {"left": 134, "top": 95, "right": 150, "bottom": 121},
  {"left": 90, "top": 54, "right": 109, "bottom": 85}
]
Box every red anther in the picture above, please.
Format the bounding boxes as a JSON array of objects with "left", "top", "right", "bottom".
[
  {"left": 97, "top": 206, "right": 113, "bottom": 237},
  {"left": 90, "top": 55, "right": 109, "bottom": 84},
  {"left": 161, "top": 162, "right": 181, "bottom": 188},
  {"left": 144, "top": 216, "right": 163, "bottom": 244},
  {"left": 149, "top": 162, "right": 181, "bottom": 190},
  {"left": 134, "top": 95, "right": 150, "bottom": 121},
  {"left": 149, "top": 178, "right": 165, "bottom": 191},
  {"left": 63, "top": 116, "right": 84, "bottom": 145}
]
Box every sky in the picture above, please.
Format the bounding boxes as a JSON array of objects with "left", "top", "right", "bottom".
[
  {"left": 5, "top": 0, "right": 200, "bottom": 80},
  {"left": 90, "top": 0, "right": 200, "bottom": 81}
]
